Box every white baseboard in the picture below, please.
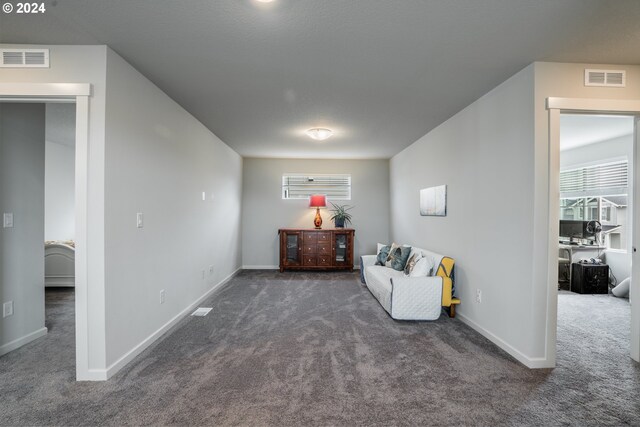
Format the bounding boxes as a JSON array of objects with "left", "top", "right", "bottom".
[
  {"left": 456, "top": 312, "right": 553, "bottom": 369},
  {"left": 102, "top": 266, "right": 242, "bottom": 380},
  {"left": 0, "top": 327, "right": 48, "bottom": 357},
  {"left": 242, "top": 265, "right": 279, "bottom": 270}
]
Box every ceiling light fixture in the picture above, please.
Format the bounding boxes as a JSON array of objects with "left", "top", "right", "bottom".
[
  {"left": 255, "top": 0, "right": 275, "bottom": 2},
  {"left": 306, "top": 128, "right": 333, "bottom": 141}
]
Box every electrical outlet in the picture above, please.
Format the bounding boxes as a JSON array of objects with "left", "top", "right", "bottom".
[
  {"left": 3, "top": 301, "right": 13, "bottom": 318},
  {"left": 160, "top": 290, "right": 165, "bottom": 304},
  {"left": 476, "top": 289, "right": 482, "bottom": 303},
  {"left": 208, "top": 265, "right": 214, "bottom": 276}
]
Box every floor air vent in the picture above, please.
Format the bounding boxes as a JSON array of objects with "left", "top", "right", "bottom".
[
  {"left": 0, "top": 49, "right": 49, "bottom": 68},
  {"left": 191, "top": 307, "right": 213, "bottom": 317},
  {"left": 584, "top": 69, "right": 626, "bottom": 87}
]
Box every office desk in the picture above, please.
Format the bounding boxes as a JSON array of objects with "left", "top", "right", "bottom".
[{"left": 559, "top": 244, "right": 606, "bottom": 263}]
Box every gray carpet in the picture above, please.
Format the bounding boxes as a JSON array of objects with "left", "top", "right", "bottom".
[{"left": 0, "top": 272, "right": 638, "bottom": 426}]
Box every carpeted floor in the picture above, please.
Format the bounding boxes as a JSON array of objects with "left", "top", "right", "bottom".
[{"left": 0, "top": 271, "right": 638, "bottom": 426}]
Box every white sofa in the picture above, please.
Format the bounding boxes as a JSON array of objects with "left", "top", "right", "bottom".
[{"left": 361, "top": 245, "right": 456, "bottom": 320}]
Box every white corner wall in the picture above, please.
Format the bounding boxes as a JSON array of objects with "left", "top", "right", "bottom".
[
  {"left": 0, "top": 44, "right": 108, "bottom": 376},
  {"left": 103, "top": 48, "right": 243, "bottom": 374},
  {"left": 0, "top": 103, "right": 48, "bottom": 356},
  {"left": 532, "top": 62, "right": 640, "bottom": 366},
  {"left": 390, "top": 64, "right": 539, "bottom": 365},
  {"left": 241, "top": 158, "right": 390, "bottom": 268},
  {"left": 391, "top": 61, "right": 640, "bottom": 368}
]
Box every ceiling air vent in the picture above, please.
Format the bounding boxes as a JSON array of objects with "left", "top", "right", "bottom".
[
  {"left": 0, "top": 49, "right": 49, "bottom": 68},
  {"left": 584, "top": 69, "right": 626, "bottom": 87}
]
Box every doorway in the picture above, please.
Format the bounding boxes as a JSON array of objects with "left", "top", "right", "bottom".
[
  {"left": 0, "top": 101, "right": 77, "bottom": 373},
  {"left": 0, "top": 82, "right": 94, "bottom": 380},
  {"left": 546, "top": 97, "right": 640, "bottom": 366},
  {"left": 556, "top": 113, "right": 634, "bottom": 365}
]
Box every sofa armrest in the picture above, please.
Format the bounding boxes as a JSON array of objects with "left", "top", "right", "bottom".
[
  {"left": 390, "top": 276, "right": 443, "bottom": 320},
  {"left": 360, "top": 255, "right": 377, "bottom": 284}
]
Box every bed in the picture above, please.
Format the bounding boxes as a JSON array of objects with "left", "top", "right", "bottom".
[{"left": 45, "top": 241, "right": 75, "bottom": 287}]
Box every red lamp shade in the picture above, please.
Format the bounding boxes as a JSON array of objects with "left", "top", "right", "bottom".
[
  {"left": 308, "top": 194, "right": 326, "bottom": 229},
  {"left": 308, "top": 194, "right": 327, "bottom": 208}
]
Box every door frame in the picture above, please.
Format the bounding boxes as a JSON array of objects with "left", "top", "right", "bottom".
[
  {"left": 0, "top": 83, "right": 93, "bottom": 379},
  {"left": 546, "top": 97, "right": 640, "bottom": 365}
]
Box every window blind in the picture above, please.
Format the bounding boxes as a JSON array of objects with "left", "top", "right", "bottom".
[
  {"left": 282, "top": 174, "right": 351, "bottom": 200},
  {"left": 560, "top": 160, "right": 628, "bottom": 194}
]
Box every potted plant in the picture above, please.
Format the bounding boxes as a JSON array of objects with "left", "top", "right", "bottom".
[{"left": 329, "top": 202, "right": 354, "bottom": 228}]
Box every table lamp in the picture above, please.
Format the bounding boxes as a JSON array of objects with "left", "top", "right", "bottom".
[{"left": 309, "top": 194, "right": 327, "bottom": 229}]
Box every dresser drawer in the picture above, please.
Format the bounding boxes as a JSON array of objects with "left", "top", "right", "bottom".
[
  {"left": 303, "top": 255, "right": 317, "bottom": 266},
  {"left": 317, "top": 243, "right": 331, "bottom": 255},
  {"left": 303, "top": 232, "right": 318, "bottom": 243},
  {"left": 303, "top": 244, "right": 317, "bottom": 254},
  {"left": 317, "top": 232, "right": 331, "bottom": 242},
  {"left": 318, "top": 255, "right": 331, "bottom": 266}
]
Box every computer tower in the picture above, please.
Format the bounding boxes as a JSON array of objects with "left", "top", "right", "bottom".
[{"left": 571, "top": 263, "right": 609, "bottom": 294}]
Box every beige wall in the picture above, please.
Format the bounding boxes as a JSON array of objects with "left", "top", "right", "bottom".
[{"left": 242, "top": 158, "right": 390, "bottom": 268}]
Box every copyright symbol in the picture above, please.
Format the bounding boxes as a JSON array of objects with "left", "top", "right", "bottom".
[{"left": 2, "top": 3, "right": 13, "bottom": 13}]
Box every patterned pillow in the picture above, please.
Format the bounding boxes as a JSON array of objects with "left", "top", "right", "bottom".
[
  {"left": 376, "top": 245, "right": 391, "bottom": 265},
  {"left": 403, "top": 253, "right": 422, "bottom": 276},
  {"left": 386, "top": 245, "right": 412, "bottom": 271}
]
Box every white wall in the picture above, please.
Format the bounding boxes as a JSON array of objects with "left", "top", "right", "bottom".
[
  {"left": 44, "top": 141, "right": 75, "bottom": 241},
  {"left": 0, "top": 44, "right": 108, "bottom": 373},
  {"left": 390, "top": 62, "right": 640, "bottom": 367},
  {"left": 242, "top": 158, "right": 390, "bottom": 268},
  {"left": 390, "top": 65, "right": 537, "bottom": 364},
  {"left": 560, "top": 134, "right": 633, "bottom": 169},
  {"left": 0, "top": 103, "right": 48, "bottom": 356},
  {"left": 103, "top": 48, "right": 243, "bottom": 370},
  {"left": 533, "top": 62, "right": 640, "bottom": 365},
  {"left": 0, "top": 45, "right": 243, "bottom": 379},
  {"left": 45, "top": 103, "right": 76, "bottom": 242}
]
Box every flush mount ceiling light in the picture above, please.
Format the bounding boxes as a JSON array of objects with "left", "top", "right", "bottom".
[
  {"left": 306, "top": 128, "right": 333, "bottom": 141},
  {"left": 255, "top": 0, "right": 275, "bottom": 2}
]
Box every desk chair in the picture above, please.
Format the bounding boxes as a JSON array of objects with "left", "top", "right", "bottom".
[{"left": 558, "top": 247, "right": 572, "bottom": 290}]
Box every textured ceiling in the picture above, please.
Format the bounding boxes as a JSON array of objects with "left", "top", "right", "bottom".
[{"left": 2, "top": 0, "right": 640, "bottom": 158}]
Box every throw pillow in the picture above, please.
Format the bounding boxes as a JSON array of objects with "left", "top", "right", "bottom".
[
  {"left": 410, "top": 257, "right": 432, "bottom": 277},
  {"left": 376, "top": 245, "right": 391, "bottom": 265},
  {"left": 386, "top": 245, "right": 412, "bottom": 271},
  {"left": 403, "top": 253, "right": 422, "bottom": 276}
]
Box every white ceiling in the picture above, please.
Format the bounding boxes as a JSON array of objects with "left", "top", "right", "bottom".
[
  {"left": 560, "top": 114, "right": 634, "bottom": 151},
  {"left": 2, "top": 0, "right": 640, "bottom": 159}
]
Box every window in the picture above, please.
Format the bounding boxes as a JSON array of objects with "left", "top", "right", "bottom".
[
  {"left": 282, "top": 174, "right": 351, "bottom": 200},
  {"left": 560, "top": 160, "right": 631, "bottom": 251},
  {"left": 560, "top": 160, "right": 628, "bottom": 195}
]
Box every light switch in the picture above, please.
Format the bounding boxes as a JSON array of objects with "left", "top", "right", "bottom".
[
  {"left": 136, "top": 212, "right": 144, "bottom": 228},
  {"left": 3, "top": 213, "right": 13, "bottom": 228}
]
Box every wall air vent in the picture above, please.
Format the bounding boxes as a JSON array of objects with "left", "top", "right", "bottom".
[
  {"left": 584, "top": 69, "right": 626, "bottom": 87},
  {"left": 0, "top": 49, "right": 49, "bottom": 68}
]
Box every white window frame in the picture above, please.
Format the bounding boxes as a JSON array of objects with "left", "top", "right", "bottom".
[{"left": 282, "top": 173, "right": 352, "bottom": 200}]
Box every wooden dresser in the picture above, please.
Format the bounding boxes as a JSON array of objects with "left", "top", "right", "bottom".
[{"left": 278, "top": 228, "right": 355, "bottom": 272}]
